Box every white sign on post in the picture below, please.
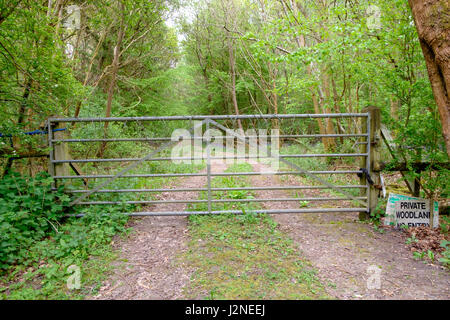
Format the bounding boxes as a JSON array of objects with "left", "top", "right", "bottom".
[{"left": 385, "top": 193, "right": 439, "bottom": 228}]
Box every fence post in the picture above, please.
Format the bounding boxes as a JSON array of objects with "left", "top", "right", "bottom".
[
  {"left": 52, "top": 121, "right": 69, "bottom": 185},
  {"left": 360, "top": 106, "right": 381, "bottom": 220}
]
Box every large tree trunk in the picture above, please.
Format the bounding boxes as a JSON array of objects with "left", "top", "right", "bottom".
[{"left": 408, "top": 0, "right": 450, "bottom": 157}]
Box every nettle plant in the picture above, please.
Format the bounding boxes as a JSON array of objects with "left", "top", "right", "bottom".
[{"left": 0, "top": 172, "right": 71, "bottom": 269}]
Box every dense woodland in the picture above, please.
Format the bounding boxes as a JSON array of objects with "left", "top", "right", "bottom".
[
  {"left": 0, "top": 0, "right": 449, "bottom": 298},
  {"left": 1, "top": 0, "right": 448, "bottom": 185}
]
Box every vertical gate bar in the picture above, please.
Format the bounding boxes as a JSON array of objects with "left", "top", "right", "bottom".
[
  {"left": 47, "top": 120, "right": 56, "bottom": 189},
  {"left": 206, "top": 120, "right": 212, "bottom": 214},
  {"left": 366, "top": 113, "right": 371, "bottom": 215}
]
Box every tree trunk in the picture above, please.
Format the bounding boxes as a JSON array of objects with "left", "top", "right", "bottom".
[
  {"left": 390, "top": 96, "right": 399, "bottom": 121},
  {"left": 322, "top": 72, "right": 337, "bottom": 150},
  {"left": 408, "top": 0, "right": 450, "bottom": 157},
  {"left": 98, "top": 2, "right": 125, "bottom": 157},
  {"left": 296, "top": 35, "right": 329, "bottom": 148},
  {"left": 311, "top": 90, "right": 329, "bottom": 150},
  {"left": 331, "top": 74, "right": 344, "bottom": 144},
  {"left": 224, "top": 0, "right": 243, "bottom": 132},
  {"left": 73, "top": 28, "right": 108, "bottom": 119},
  {"left": 268, "top": 62, "right": 279, "bottom": 130},
  {"left": 228, "top": 37, "right": 243, "bottom": 131}
]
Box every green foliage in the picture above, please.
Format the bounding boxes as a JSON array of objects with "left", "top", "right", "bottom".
[
  {"left": 406, "top": 234, "right": 418, "bottom": 245},
  {"left": 369, "top": 198, "right": 387, "bottom": 227},
  {"left": 0, "top": 168, "right": 133, "bottom": 299},
  {"left": 0, "top": 0, "right": 448, "bottom": 297},
  {"left": 180, "top": 0, "right": 448, "bottom": 198},
  {"left": 0, "top": 172, "right": 71, "bottom": 268},
  {"left": 439, "top": 240, "right": 450, "bottom": 268},
  {"left": 440, "top": 215, "right": 449, "bottom": 233},
  {"left": 0, "top": 1, "right": 85, "bottom": 128},
  {"left": 1, "top": 206, "right": 130, "bottom": 299}
]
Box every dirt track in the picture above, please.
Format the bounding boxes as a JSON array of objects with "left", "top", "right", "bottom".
[
  {"left": 89, "top": 159, "right": 450, "bottom": 300},
  {"left": 250, "top": 162, "right": 450, "bottom": 300},
  {"left": 89, "top": 160, "right": 228, "bottom": 300}
]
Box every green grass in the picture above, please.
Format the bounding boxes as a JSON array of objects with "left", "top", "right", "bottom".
[{"left": 181, "top": 162, "right": 329, "bottom": 299}]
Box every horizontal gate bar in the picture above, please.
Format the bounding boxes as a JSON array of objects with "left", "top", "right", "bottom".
[
  {"left": 77, "top": 197, "right": 368, "bottom": 205},
  {"left": 65, "top": 185, "right": 368, "bottom": 193},
  {"left": 52, "top": 133, "right": 369, "bottom": 143},
  {"left": 54, "top": 170, "right": 362, "bottom": 179},
  {"left": 52, "top": 153, "right": 368, "bottom": 163},
  {"left": 50, "top": 113, "right": 369, "bottom": 123},
  {"left": 71, "top": 208, "right": 369, "bottom": 217}
]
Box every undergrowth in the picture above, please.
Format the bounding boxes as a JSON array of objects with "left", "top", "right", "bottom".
[
  {"left": 0, "top": 171, "right": 132, "bottom": 299},
  {"left": 0, "top": 158, "right": 204, "bottom": 299}
]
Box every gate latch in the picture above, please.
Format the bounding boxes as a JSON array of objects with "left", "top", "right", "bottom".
[{"left": 358, "top": 168, "right": 374, "bottom": 185}]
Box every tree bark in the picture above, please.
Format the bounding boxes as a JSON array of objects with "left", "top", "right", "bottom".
[{"left": 408, "top": 0, "right": 450, "bottom": 157}]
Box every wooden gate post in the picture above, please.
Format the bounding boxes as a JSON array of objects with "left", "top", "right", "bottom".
[{"left": 360, "top": 106, "right": 381, "bottom": 220}]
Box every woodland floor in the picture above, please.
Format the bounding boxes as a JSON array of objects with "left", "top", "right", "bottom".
[{"left": 88, "top": 159, "right": 450, "bottom": 300}]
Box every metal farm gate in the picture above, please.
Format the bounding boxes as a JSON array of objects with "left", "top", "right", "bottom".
[{"left": 46, "top": 113, "right": 375, "bottom": 217}]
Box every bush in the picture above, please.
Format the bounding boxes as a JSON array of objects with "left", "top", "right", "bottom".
[{"left": 0, "top": 172, "right": 71, "bottom": 269}]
